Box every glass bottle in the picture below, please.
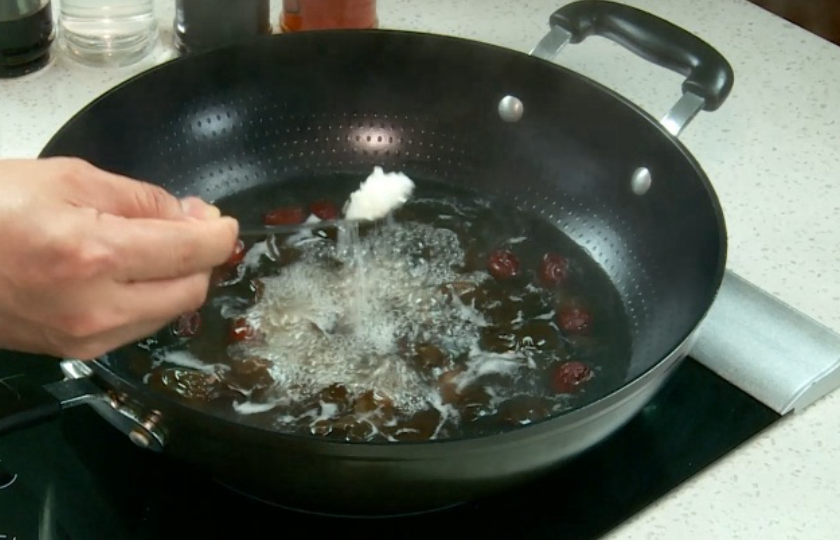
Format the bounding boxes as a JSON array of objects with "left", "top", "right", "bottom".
[
  {"left": 58, "top": 0, "right": 158, "bottom": 67},
  {"left": 0, "top": 0, "right": 55, "bottom": 78},
  {"left": 174, "top": 0, "right": 271, "bottom": 55},
  {"left": 280, "top": 0, "right": 378, "bottom": 32}
]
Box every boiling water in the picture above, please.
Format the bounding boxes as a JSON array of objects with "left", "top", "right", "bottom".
[
  {"left": 234, "top": 223, "right": 489, "bottom": 418},
  {"left": 127, "top": 173, "right": 632, "bottom": 442}
]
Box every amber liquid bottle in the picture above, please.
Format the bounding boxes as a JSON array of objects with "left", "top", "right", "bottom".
[{"left": 280, "top": 0, "right": 378, "bottom": 32}]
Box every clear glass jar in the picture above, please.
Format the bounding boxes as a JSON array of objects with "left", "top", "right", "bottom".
[
  {"left": 58, "top": 0, "right": 158, "bottom": 67},
  {"left": 280, "top": 0, "right": 378, "bottom": 32}
]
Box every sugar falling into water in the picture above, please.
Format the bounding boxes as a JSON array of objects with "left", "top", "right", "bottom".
[{"left": 227, "top": 222, "right": 498, "bottom": 415}]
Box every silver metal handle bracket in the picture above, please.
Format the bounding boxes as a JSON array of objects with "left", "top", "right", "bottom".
[
  {"left": 529, "top": 26, "right": 573, "bottom": 61},
  {"left": 660, "top": 91, "right": 706, "bottom": 137},
  {"left": 529, "top": 26, "right": 707, "bottom": 137},
  {"left": 59, "top": 359, "right": 167, "bottom": 452}
]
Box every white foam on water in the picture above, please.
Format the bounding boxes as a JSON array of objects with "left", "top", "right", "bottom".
[
  {"left": 454, "top": 346, "right": 526, "bottom": 393},
  {"left": 153, "top": 349, "right": 228, "bottom": 374},
  {"left": 243, "top": 240, "right": 272, "bottom": 270},
  {"left": 285, "top": 214, "right": 322, "bottom": 247},
  {"left": 233, "top": 401, "right": 278, "bottom": 415}
]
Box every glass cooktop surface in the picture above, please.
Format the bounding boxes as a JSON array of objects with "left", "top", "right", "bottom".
[{"left": 0, "top": 353, "right": 779, "bottom": 540}]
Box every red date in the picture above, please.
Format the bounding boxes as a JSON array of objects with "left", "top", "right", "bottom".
[
  {"left": 539, "top": 253, "right": 570, "bottom": 286},
  {"left": 310, "top": 200, "right": 339, "bottom": 220},
  {"left": 226, "top": 239, "right": 246, "bottom": 266},
  {"left": 264, "top": 206, "right": 305, "bottom": 225},
  {"left": 488, "top": 249, "right": 520, "bottom": 280},
  {"left": 558, "top": 306, "right": 593, "bottom": 334},
  {"left": 230, "top": 317, "right": 257, "bottom": 341},
  {"left": 551, "top": 361, "right": 593, "bottom": 394},
  {"left": 171, "top": 311, "right": 201, "bottom": 338}
]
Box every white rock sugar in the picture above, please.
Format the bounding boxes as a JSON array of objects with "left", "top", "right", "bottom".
[{"left": 343, "top": 166, "right": 415, "bottom": 221}]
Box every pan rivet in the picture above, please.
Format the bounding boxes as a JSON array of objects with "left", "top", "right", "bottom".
[
  {"left": 129, "top": 428, "right": 152, "bottom": 449},
  {"left": 631, "top": 167, "right": 652, "bottom": 195},
  {"left": 498, "top": 95, "right": 524, "bottom": 123}
]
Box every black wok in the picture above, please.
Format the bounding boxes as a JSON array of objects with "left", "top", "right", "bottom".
[{"left": 0, "top": 1, "right": 732, "bottom": 516}]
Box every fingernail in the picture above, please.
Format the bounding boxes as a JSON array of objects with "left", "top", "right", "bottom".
[
  {"left": 180, "top": 197, "right": 221, "bottom": 220},
  {"left": 203, "top": 204, "right": 222, "bottom": 219},
  {"left": 179, "top": 197, "right": 198, "bottom": 216},
  {"left": 222, "top": 216, "right": 240, "bottom": 233}
]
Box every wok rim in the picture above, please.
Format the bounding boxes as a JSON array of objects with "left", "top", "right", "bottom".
[{"left": 40, "top": 28, "right": 729, "bottom": 450}]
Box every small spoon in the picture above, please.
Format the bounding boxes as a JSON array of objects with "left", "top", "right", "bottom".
[{"left": 237, "top": 219, "right": 353, "bottom": 238}]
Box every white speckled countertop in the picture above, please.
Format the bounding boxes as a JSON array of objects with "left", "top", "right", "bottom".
[{"left": 2, "top": 0, "right": 840, "bottom": 538}]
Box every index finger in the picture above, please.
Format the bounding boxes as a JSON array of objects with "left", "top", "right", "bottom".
[
  {"left": 99, "top": 214, "right": 240, "bottom": 282},
  {"left": 56, "top": 158, "right": 190, "bottom": 221}
]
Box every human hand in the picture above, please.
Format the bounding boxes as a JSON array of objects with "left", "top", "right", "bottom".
[{"left": 0, "top": 157, "right": 239, "bottom": 359}]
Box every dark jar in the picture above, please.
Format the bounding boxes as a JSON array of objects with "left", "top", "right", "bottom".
[
  {"left": 0, "top": 0, "right": 54, "bottom": 79},
  {"left": 174, "top": 0, "right": 272, "bottom": 55}
]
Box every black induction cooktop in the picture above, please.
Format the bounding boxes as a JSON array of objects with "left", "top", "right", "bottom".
[{"left": 0, "top": 352, "right": 779, "bottom": 540}]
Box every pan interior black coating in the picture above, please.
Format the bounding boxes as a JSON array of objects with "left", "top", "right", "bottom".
[{"left": 40, "top": 30, "right": 726, "bottom": 441}]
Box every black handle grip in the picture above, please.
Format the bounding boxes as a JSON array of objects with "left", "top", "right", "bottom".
[
  {"left": 550, "top": 0, "right": 734, "bottom": 111},
  {"left": 0, "top": 374, "right": 61, "bottom": 435}
]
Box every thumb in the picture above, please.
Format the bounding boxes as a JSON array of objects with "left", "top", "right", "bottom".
[
  {"left": 179, "top": 196, "right": 223, "bottom": 220},
  {"left": 73, "top": 161, "right": 188, "bottom": 220}
]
